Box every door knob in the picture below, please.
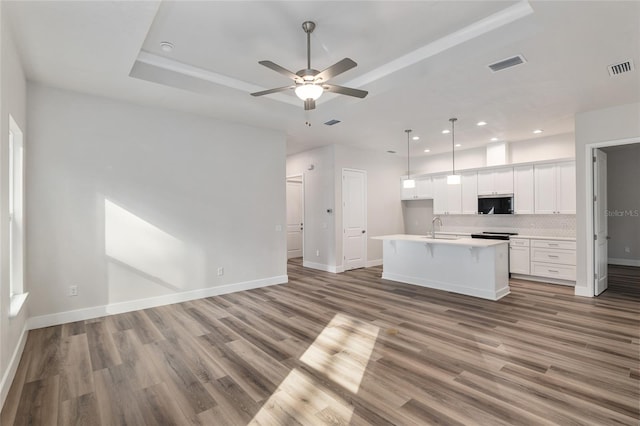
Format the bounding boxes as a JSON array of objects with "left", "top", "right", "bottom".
[{"left": 362, "top": 230, "right": 366, "bottom": 234}]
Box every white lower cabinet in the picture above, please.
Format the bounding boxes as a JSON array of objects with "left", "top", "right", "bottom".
[
  {"left": 530, "top": 262, "right": 576, "bottom": 281},
  {"left": 509, "top": 238, "right": 530, "bottom": 274},
  {"left": 529, "top": 239, "right": 576, "bottom": 282},
  {"left": 509, "top": 237, "right": 576, "bottom": 283}
]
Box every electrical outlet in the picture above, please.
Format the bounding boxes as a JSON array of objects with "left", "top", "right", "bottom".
[
  {"left": 217, "top": 267, "right": 224, "bottom": 276},
  {"left": 275, "top": 225, "right": 282, "bottom": 231},
  {"left": 69, "top": 285, "right": 78, "bottom": 297},
  {"left": 625, "top": 246, "right": 631, "bottom": 253},
  {"left": 316, "top": 250, "right": 320, "bottom": 257}
]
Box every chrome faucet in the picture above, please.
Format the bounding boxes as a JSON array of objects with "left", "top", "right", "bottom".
[{"left": 431, "top": 216, "right": 442, "bottom": 238}]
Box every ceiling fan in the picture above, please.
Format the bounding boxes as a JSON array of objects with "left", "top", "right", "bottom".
[{"left": 251, "top": 21, "right": 368, "bottom": 110}]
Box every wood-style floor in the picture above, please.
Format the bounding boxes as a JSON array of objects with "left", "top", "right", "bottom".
[{"left": 2, "top": 261, "right": 639, "bottom": 425}]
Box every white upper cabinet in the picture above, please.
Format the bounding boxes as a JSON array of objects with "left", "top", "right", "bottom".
[
  {"left": 401, "top": 176, "right": 432, "bottom": 200},
  {"left": 477, "top": 167, "right": 514, "bottom": 195},
  {"left": 433, "top": 175, "right": 462, "bottom": 215},
  {"left": 461, "top": 172, "right": 478, "bottom": 215},
  {"left": 400, "top": 160, "right": 575, "bottom": 216},
  {"left": 400, "top": 178, "right": 416, "bottom": 200},
  {"left": 416, "top": 176, "right": 433, "bottom": 199},
  {"left": 534, "top": 161, "right": 575, "bottom": 214},
  {"left": 556, "top": 161, "right": 576, "bottom": 214},
  {"left": 513, "top": 165, "right": 534, "bottom": 214}
]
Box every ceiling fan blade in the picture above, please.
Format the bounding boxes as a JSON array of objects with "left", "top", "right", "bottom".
[
  {"left": 304, "top": 99, "right": 316, "bottom": 111},
  {"left": 314, "top": 58, "right": 357, "bottom": 83},
  {"left": 250, "top": 85, "right": 294, "bottom": 97},
  {"left": 323, "top": 84, "right": 368, "bottom": 98},
  {"left": 258, "top": 61, "right": 301, "bottom": 81}
]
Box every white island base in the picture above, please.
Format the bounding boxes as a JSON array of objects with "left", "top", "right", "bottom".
[{"left": 372, "top": 235, "right": 510, "bottom": 301}]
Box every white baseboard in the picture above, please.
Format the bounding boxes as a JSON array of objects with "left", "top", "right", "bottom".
[
  {"left": 382, "top": 271, "right": 509, "bottom": 301},
  {"left": 27, "top": 275, "right": 288, "bottom": 330},
  {"left": 608, "top": 258, "right": 640, "bottom": 267},
  {"left": 303, "top": 260, "right": 338, "bottom": 273},
  {"left": 574, "top": 286, "right": 593, "bottom": 297},
  {"left": 304, "top": 260, "right": 380, "bottom": 274},
  {"left": 366, "top": 259, "right": 383, "bottom": 268},
  {"left": 1, "top": 324, "right": 28, "bottom": 410},
  {"left": 510, "top": 274, "right": 575, "bottom": 287}
]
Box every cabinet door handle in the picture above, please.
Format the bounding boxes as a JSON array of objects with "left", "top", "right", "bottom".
[
  {"left": 548, "top": 243, "right": 558, "bottom": 246},
  {"left": 548, "top": 269, "right": 559, "bottom": 273},
  {"left": 548, "top": 255, "right": 559, "bottom": 258}
]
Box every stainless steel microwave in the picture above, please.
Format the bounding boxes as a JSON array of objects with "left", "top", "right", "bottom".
[{"left": 478, "top": 195, "right": 514, "bottom": 215}]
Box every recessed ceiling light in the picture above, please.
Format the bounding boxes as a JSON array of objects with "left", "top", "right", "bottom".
[
  {"left": 412, "top": 136, "right": 420, "bottom": 141},
  {"left": 424, "top": 149, "right": 430, "bottom": 153},
  {"left": 455, "top": 144, "right": 461, "bottom": 147},
  {"left": 160, "top": 41, "right": 174, "bottom": 52},
  {"left": 477, "top": 121, "right": 487, "bottom": 126},
  {"left": 490, "top": 137, "right": 499, "bottom": 142},
  {"left": 442, "top": 129, "right": 450, "bottom": 134},
  {"left": 533, "top": 129, "right": 543, "bottom": 134}
]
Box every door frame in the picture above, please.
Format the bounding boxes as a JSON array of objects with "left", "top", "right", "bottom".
[
  {"left": 286, "top": 174, "right": 304, "bottom": 260},
  {"left": 584, "top": 136, "right": 639, "bottom": 296},
  {"left": 342, "top": 168, "right": 367, "bottom": 271}
]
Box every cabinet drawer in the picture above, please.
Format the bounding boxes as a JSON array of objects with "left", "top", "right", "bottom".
[
  {"left": 531, "top": 239, "right": 576, "bottom": 250},
  {"left": 510, "top": 238, "right": 530, "bottom": 247},
  {"left": 531, "top": 248, "right": 576, "bottom": 265},
  {"left": 531, "top": 262, "right": 576, "bottom": 281}
]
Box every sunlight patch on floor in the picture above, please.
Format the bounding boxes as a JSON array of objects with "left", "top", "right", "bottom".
[{"left": 249, "top": 313, "right": 379, "bottom": 425}]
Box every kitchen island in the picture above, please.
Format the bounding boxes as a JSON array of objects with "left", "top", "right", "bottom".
[{"left": 371, "top": 234, "right": 509, "bottom": 301}]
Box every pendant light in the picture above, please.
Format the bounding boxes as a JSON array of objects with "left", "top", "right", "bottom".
[
  {"left": 403, "top": 129, "right": 416, "bottom": 189},
  {"left": 447, "top": 118, "right": 461, "bottom": 185}
]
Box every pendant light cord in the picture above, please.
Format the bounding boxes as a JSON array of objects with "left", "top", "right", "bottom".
[
  {"left": 405, "top": 129, "right": 412, "bottom": 178},
  {"left": 449, "top": 118, "right": 457, "bottom": 175}
]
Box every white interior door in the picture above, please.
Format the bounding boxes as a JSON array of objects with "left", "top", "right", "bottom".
[
  {"left": 286, "top": 178, "right": 303, "bottom": 259},
  {"left": 343, "top": 169, "right": 367, "bottom": 270},
  {"left": 594, "top": 149, "right": 608, "bottom": 295}
]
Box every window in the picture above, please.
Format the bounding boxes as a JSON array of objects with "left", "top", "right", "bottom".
[{"left": 8, "top": 115, "right": 27, "bottom": 317}]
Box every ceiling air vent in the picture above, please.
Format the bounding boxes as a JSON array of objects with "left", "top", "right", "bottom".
[
  {"left": 488, "top": 55, "right": 526, "bottom": 72},
  {"left": 608, "top": 60, "right": 634, "bottom": 77},
  {"left": 324, "top": 119, "right": 341, "bottom": 126}
]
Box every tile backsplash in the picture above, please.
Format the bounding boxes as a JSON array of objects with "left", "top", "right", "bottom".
[{"left": 439, "top": 214, "right": 576, "bottom": 237}]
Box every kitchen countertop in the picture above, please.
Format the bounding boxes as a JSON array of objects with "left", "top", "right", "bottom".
[
  {"left": 371, "top": 234, "right": 508, "bottom": 248},
  {"left": 511, "top": 235, "right": 576, "bottom": 241},
  {"left": 433, "top": 231, "right": 575, "bottom": 241}
]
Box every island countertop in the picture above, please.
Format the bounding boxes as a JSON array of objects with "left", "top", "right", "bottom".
[{"left": 371, "top": 234, "right": 508, "bottom": 248}]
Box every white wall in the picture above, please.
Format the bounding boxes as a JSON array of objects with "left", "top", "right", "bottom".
[
  {"left": 0, "top": 4, "right": 29, "bottom": 408},
  {"left": 605, "top": 144, "right": 640, "bottom": 265},
  {"left": 26, "top": 84, "right": 287, "bottom": 320},
  {"left": 509, "top": 133, "right": 575, "bottom": 164},
  {"left": 575, "top": 102, "right": 640, "bottom": 295},
  {"left": 286, "top": 144, "right": 404, "bottom": 271},
  {"left": 286, "top": 146, "right": 336, "bottom": 270},
  {"left": 409, "top": 132, "right": 575, "bottom": 175},
  {"left": 334, "top": 145, "right": 405, "bottom": 268}
]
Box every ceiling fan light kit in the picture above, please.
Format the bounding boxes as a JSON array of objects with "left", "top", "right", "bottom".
[{"left": 251, "top": 21, "right": 368, "bottom": 110}]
